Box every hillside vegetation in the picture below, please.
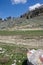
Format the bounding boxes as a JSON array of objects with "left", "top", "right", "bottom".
[
  {"left": 0, "top": 15, "right": 43, "bottom": 30},
  {"left": 0, "top": 30, "right": 43, "bottom": 36},
  {"left": 0, "top": 5, "right": 43, "bottom": 30}
]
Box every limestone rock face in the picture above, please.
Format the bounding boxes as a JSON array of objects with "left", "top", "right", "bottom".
[{"left": 27, "top": 49, "right": 43, "bottom": 65}]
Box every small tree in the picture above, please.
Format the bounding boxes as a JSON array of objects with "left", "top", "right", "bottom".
[
  {"left": 26, "top": 16, "right": 29, "bottom": 19},
  {"left": 7, "top": 16, "right": 11, "bottom": 20},
  {"left": 0, "top": 18, "right": 2, "bottom": 20}
]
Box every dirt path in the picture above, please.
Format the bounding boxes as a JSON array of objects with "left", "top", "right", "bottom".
[
  {"left": 10, "top": 28, "right": 43, "bottom": 31},
  {"left": 0, "top": 36, "right": 43, "bottom": 48}
]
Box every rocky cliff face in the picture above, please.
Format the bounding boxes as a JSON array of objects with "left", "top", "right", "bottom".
[{"left": 20, "top": 5, "right": 43, "bottom": 19}]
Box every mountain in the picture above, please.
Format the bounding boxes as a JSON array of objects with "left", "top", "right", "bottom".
[
  {"left": 20, "top": 4, "right": 43, "bottom": 19},
  {"left": 0, "top": 5, "right": 43, "bottom": 30}
]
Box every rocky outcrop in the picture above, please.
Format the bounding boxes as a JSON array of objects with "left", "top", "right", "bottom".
[
  {"left": 20, "top": 5, "right": 43, "bottom": 19},
  {"left": 27, "top": 49, "right": 43, "bottom": 65}
]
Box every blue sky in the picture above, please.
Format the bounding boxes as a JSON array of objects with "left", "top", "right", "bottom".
[{"left": 0, "top": 0, "right": 43, "bottom": 19}]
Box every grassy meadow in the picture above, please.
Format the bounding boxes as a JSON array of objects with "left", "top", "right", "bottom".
[
  {"left": 0, "top": 43, "right": 27, "bottom": 65},
  {"left": 0, "top": 30, "right": 43, "bottom": 36}
]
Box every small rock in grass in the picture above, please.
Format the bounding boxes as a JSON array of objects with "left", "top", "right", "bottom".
[
  {"left": 14, "top": 60, "right": 16, "bottom": 63},
  {"left": 18, "top": 60, "right": 21, "bottom": 63},
  {"left": 0, "top": 47, "right": 2, "bottom": 51},
  {"left": 11, "top": 54, "right": 13, "bottom": 57}
]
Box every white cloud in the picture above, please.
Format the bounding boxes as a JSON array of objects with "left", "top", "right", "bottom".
[
  {"left": 29, "top": 3, "right": 42, "bottom": 11},
  {"left": 11, "top": 0, "right": 27, "bottom": 4}
]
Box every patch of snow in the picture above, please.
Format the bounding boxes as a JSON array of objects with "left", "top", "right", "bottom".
[{"left": 29, "top": 3, "right": 43, "bottom": 11}]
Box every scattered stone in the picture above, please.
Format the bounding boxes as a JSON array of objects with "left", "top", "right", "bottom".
[
  {"left": 18, "top": 60, "right": 21, "bottom": 63},
  {"left": 0, "top": 47, "right": 5, "bottom": 54},
  {"left": 12, "top": 63, "right": 16, "bottom": 65},
  {"left": 0, "top": 47, "right": 2, "bottom": 51},
  {"left": 11, "top": 54, "right": 13, "bottom": 57},
  {"left": 5, "top": 54, "right": 9, "bottom": 57},
  {"left": 14, "top": 60, "right": 16, "bottom": 63}
]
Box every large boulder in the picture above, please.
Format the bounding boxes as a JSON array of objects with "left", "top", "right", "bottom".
[{"left": 27, "top": 49, "right": 43, "bottom": 65}]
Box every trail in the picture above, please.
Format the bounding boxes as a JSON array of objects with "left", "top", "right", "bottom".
[{"left": 0, "top": 36, "right": 43, "bottom": 48}]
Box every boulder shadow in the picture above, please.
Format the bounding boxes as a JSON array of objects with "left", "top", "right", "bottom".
[{"left": 22, "top": 59, "right": 33, "bottom": 65}]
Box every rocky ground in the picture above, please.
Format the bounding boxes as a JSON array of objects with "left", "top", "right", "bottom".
[{"left": 0, "top": 35, "right": 43, "bottom": 49}]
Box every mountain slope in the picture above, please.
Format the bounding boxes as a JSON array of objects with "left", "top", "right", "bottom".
[
  {"left": 0, "top": 5, "right": 43, "bottom": 30},
  {"left": 20, "top": 4, "right": 43, "bottom": 19}
]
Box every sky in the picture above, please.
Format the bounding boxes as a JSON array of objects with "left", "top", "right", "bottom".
[{"left": 0, "top": 0, "right": 43, "bottom": 19}]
